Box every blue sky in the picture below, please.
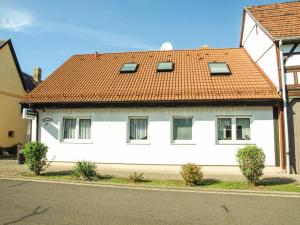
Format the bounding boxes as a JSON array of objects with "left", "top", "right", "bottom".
[{"left": 0, "top": 0, "right": 285, "bottom": 79}]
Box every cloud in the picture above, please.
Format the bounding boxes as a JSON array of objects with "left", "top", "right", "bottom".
[
  {"left": 0, "top": 7, "right": 156, "bottom": 50},
  {"left": 40, "top": 22, "right": 157, "bottom": 50},
  {"left": 0, "top": 9, "right": 33, "bottom": 31}
]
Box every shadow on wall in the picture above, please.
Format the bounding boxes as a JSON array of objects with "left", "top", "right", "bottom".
[
  {"left": 287, "top": 98, "right": 300, "bottom": 174},
  {"left": 41, "top": 120, "right": 59, "bottom": 140}
]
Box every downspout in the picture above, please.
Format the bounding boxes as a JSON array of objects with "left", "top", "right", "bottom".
[{"left": 278, "top": 40, "right": 291, "bottom": 174}]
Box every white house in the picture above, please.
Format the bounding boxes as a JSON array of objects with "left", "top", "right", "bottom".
[
  {"left": 21, "top": 48, "right": 280, "bottom": 166},
  {"left": 240, "top": 1, "right": 300, "bottom": 173}
]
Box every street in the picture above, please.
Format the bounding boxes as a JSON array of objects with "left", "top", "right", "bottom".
[{"left": 0, "top": 179, "right": 299, "bottom": 225}]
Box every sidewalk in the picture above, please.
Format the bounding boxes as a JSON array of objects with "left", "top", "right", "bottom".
[{"left": 1, "top": 157, "right": 300, "bottom": 182}]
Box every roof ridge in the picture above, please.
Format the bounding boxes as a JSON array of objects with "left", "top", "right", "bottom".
[{"left": 73, "top": 47, "right": 243, "bottom": 57}]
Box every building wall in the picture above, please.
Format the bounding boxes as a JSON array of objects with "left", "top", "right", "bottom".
[
  {"left": 0, "top": 44, "right": 27, "bottom": 147},
  {"left": 241, "top": 12, "right": 279, "bottom": 88},
  {"left": 37, "top": 106, "right": 276, "bottom": 166},
  {"left": 284, "top": 44, "right": 300, "bottom": 67}
]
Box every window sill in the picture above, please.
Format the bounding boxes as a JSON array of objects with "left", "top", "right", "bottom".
[
  {"left": 61, "top": 140, "right": 93, "bottom": 144},
  {"left": 171, "top": 141, "right": 196, "bottom": 145},
  {"left": 216, "top": 140, "right": 255, "bottom": 145},
  {"left": 127, "top": 140, "right": 151, "bottom": 145}
]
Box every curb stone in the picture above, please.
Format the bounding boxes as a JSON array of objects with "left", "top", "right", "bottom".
[{"left": 1, "top": 175, "right": 300, "bottom": 198}]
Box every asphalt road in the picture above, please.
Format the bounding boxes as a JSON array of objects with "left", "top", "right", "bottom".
[{"left": 0, "top": 179, "right": 299, "bottom": 225}]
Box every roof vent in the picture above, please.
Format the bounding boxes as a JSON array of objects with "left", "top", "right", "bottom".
[{"left": 160, "top": 42, "right": 173, "bottom": 51}]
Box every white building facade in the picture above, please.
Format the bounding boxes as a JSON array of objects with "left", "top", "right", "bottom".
[{"left": 35, "top": 106, "right": 276, "bottom": 165}]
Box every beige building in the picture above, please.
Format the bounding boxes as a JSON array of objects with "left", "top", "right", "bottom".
[{"left": 0, "top": 39, "right": 38, "bottom": 150}]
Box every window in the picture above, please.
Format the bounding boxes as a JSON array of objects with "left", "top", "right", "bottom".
[
  {"left": 8, "top": 131, "right": 14, "bottom": 138},
  {"left": 173, "top": 118, "right": 192, "bottom": 140},
  {"left": 285, "top": 67, "right": 300, "bottom": 88},
  {"left": 63, "top": 118, "right": 76, "bottom": 139},
  {"left": 120, "top": 63, "right": 138, "bottom": 73},
  {"left": 217, "top": 118, "right": 232, "bottom": 140},
  {"left": 79, "top": 119, "right": 91, "bottom": 139},
  {"left": 129, "top": 118, "right": 148, "bottom": 140},
  {"left": 157, "top": 62, "right": 173, "bottom": 72},
  {"left": 208, "top": 62, "right": 231, "bottom": 75},
  {"left": 217, "top": 117, "right": 251, "bottom": 143},
  {"left": 62, "top": 118, "right": 91, "bottom": 142},
  {"left": 236, "top": 118, "right": 250, "bottom": 140}
]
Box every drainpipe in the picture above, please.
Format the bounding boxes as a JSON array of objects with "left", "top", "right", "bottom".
[{"left": 278, "top": 40, "right": 290, "bottom": 174}]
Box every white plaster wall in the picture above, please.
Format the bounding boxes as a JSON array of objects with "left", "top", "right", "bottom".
[
  {"left": 285, "top": 55, "right": 300, "bottom": 67},
  {"left": 37, "top": 106, "right": 276, "bottom": 166},
  {"left": 283, "top": 44, "right": 300, "bottom": 67},
  {"left": 242, "top": 12, "right": 279, "bottom": 88}
]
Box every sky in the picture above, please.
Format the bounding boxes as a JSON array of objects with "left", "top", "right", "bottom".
[{"left": 0, "top": 0, "right": 286, "bottom": 79}]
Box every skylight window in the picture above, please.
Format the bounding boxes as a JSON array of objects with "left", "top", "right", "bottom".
[
  {"left": 208, "top": 62, "right": 231, "bottom": 75},
  {"left": 120, "top": 63, "right": 138, "bottom": 73},
  {"left": 157, "top": 62, "right": 174, "bottom": 72}
]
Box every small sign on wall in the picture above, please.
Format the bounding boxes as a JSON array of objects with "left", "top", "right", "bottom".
[{"left": 22, "top": 108, "right": 36, "bottom": 120}]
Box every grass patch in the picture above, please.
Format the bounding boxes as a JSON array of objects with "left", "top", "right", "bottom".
[{"left": 19, "top": 172, "right": 300, "bottom": 193}]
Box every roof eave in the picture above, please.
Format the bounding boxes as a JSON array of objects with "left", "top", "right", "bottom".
[
  {"left": 21, "top": 98, "right": 281, "bottom": 109},
  {"left": 274, "top": 36, "right": 300, "bottom": 42}
]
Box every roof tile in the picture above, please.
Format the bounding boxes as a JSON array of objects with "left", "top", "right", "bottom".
[
  {"left": 247, "top": 1, "right": 300, "bottom": 39},
  {"left": 23, "top": 48, "right": 279, "bottom": 104}
]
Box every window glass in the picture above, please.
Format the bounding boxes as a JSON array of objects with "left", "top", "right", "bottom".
[
  {"left": 217, "top": 118, "right": 232, "bottom": 140},
  {"left": 236, "top": 118, "right": 250, "bottom": 140},
  {"left": 173, "top": 118, "right": 192, "bottom": 140},
  {"left": 157, "top": 62, "right": 173, "bottom": 72},
  {"left": 208, "top": 62, "right": 230, "bottom": 74},
  {"left": 63, "top": 118, "right": 76, "bottom": 139},
  {"left": 120, "top": 63, "right": 138, "bottom": 73},
  {"left": 129, "top": 118, "right": 148, "bottom": 140},
  {"left": 79, "top": 119, "right": 91, "bottom": 139}
]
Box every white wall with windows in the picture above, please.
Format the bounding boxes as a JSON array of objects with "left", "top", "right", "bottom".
[{"left": 36, "top": 106, "right": 276, "bottom": 165}]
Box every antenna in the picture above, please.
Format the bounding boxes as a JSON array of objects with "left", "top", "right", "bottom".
[{"left": 160, "top": 42, "right": 173, "bottom": 51}]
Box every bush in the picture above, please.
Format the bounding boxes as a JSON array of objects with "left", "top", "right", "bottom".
[
  {"left": 72, "top": 161, "right": 98, "bottom": 181},
  {"left": 23, "top": 142, "right": 49, "bottom": 175},
  {"left": 129, "top": 172, "right": 144, "bottom": 183},
  {"left": 236, "top": 145, "right": 265, "bottom": 185},
  {"left": 180, "top": 163, "right": 203, "bottom": 186}
]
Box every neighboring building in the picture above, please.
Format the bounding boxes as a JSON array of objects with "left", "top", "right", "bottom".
[
  {"left": 22, "top": 48, "right": 280, "bottom": 166},
  {"left": 240, "top": 1, "right": 300, "bottom": 173},
  {"left": 0, "top": 39, "right": 38, "bottom": 150}
]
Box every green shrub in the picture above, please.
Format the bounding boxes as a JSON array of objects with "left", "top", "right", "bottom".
[
  {"left": 129, "top": 172, "right": 144, "bottom": 183},
  {"left": 180, "top": 163, "right": 203, "bottom": 186},
  {"left": 23, "top": 142, "right": 49, "bottom": 175},
  {"left": 72, "top": 161, "right": 98, "bottom": 181},
  {"left": 236, "top": 145, "right": 265, "bottom": 185}
]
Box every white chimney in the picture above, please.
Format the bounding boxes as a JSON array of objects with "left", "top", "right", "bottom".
[{"left": 33, "top": 67, "right": 42, "bottom": 84}]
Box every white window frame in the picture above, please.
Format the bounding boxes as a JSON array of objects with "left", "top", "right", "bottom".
[
  {"left": 216, "top": 116, "right": 253, "bottom": 145},
  {"left": 127, "top": 116, "right": 150, "bottom": 145},
  {"left": 171, "top": 116, "right": 195, "bottom": 145},
  {"left": 61, "top": 117, "right": 92, "bottom": 144}
]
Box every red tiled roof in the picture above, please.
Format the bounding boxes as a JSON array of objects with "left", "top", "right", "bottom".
[
  {"left": 22, "top": 48, "right": 279, "bottom": 104},
  {"left": 246, "top": 1, "right": 300, "bottom": 39}
]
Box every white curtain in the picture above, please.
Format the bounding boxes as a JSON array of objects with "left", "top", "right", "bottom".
[
  {"left": 173, "top": 119, "right": 192, "bottom": 140},
  {"left": 236, "top": 118, "right": 250, "bottom": 140},
  {"left": 79, "top": 119, "right": 91, "bottom": 139},
  {"left": 63, "top": 119, "right": 76, "bottom": 139},
  {"left": 217, "top": 118, "right": 232, "bottom": 140},
  {"left": 130, "top": 119, "right": 148, "bottom": 140}
]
